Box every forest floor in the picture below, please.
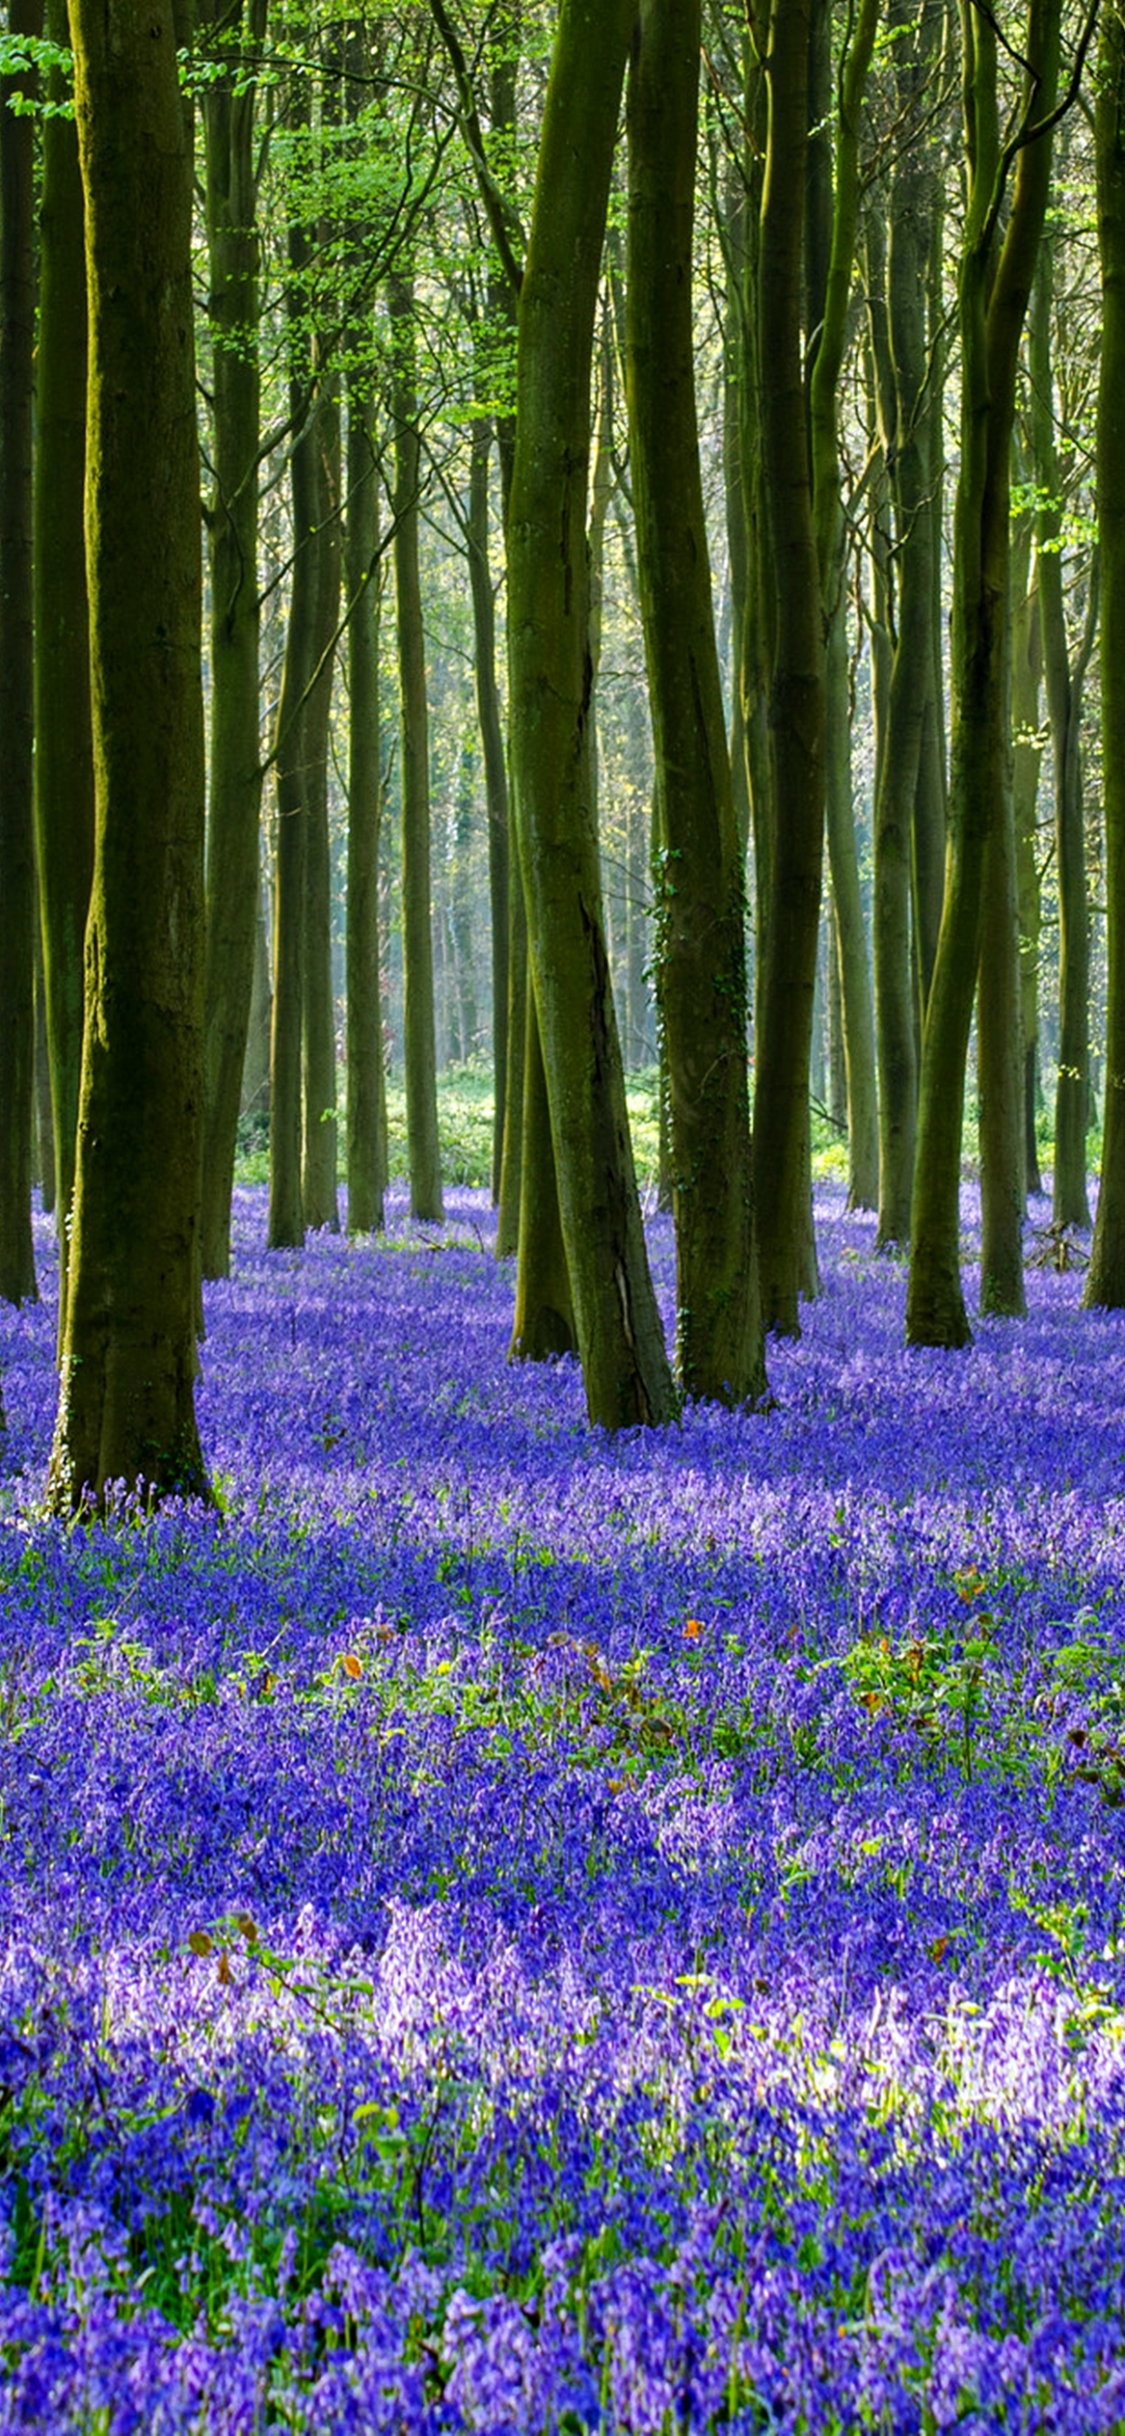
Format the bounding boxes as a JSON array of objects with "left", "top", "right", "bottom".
[{"left": 1, "top": 1181, "right": 1124, "bottom": 2430}]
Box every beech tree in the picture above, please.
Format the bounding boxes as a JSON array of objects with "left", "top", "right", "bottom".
[
  {"left": 507, "top": 0, "right": 675, "bottom": 1427},
  {"left": 907, "top": 0, "right": 1062, "bottom": 1347},
  {"left": 1086, "top": 0, "right": 1125, "bottom": 1308},
  {"left": 0, "top": 0, "right": 39, "bottom": 1308},
  {"left": 48, "top": 0, "right": 209, "bottom": 1508}
]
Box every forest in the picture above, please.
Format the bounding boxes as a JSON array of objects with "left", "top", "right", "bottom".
[{"left": 2, "top": 0, "right": 1125, "bottom": 2425}]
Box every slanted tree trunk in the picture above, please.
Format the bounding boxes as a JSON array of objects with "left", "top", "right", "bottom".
[
  {"left": 1030, "top": 240, "right": 1095, "bottom": 1230},
  {"left": 627, "top": 0, "right": 766, "bottom": 1406},
  {"left": 199, "top": 0, "right": 267, "bottom": 1280},
  {"left": 0, "top": 0, "right": 40, "bottom": 1306},
  {"left": 906, "top": 0, "right": 1059, "bottom": 1345},
  {"left": 1086, "top": 0, "right": 1125, "bottom": 1309},
  {"left": 345, "top": 368, "right": 386, "bottom": 1235},
  {"left": 752, "top": 0, "right": 827, "bottom": 1337},
  {"left": 390, "top": 272, "right": 443, "bottom": 1223},
  {"left": 508, "top": 0, "right": 675, "bottom": 1428},
  {"left": 49, "top": 0, "right": 209, "bottom": 1507},
  {"left": 34, "top": 0, "right": 94, "bottom": 1334}
]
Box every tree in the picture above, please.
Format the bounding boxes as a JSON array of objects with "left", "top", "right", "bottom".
[
  {"left": 508, "top": 0, "right": 675, "bottom": 1428},
  {"left": 390, "top": 267, "right": 444, "bottom": 1223},
  {"left": 199, "top": 0, "right": 269, "bottom": 1281},
  {"left": 34, "top": 0, "right": 95, "bottom": 1335},
  {"left": 751, "top": 0, "right": 828, "bottom": 1338},
  {"left": 0, "top": 0, "right": 40, "bottom": 1307},
  {"left": 906, "top": 0, "right": 1061, "bottom": 1346},
  {"left": 1085, "top": 0, "right": 1125, "bottom": 1308},
  {"left": 48, "top": 0, "right": 209, "bottom": 1509},
  {"left": 626, "top": 0, "right": 766, "bottom": 1406}
]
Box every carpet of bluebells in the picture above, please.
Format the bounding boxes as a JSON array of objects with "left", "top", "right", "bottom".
[{"left": 3, "top": 1181, "right": 1125, "bottom": 2433}]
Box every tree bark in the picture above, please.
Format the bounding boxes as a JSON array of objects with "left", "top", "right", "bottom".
[
  {"left": 627, "top": 0, "right": 766, "bottom": 1406},
  {"left": 33, "top": 0, "right": 93, "bottom": 1333},
  {"left": 468, "top": 413, "right": 509, "bottom": 1201},
  {"left": 49, "top": 0, "right": 209, "bottom": 1507},
  {"left": 906, "top": 0, "right": 1059, "bottom": 1345},
  {"left": 199, "top": 0, "right": 267, "bottom": 1280},
  {"left": 345, "top": 369, "right": 386, "bottom": 1234},
  {"left": 509, "top": 974, "right": 575, "bottom": 1358},
  {"left": 1030, "top": 241, "right": 1094, "bottom": 1230},
  {"left": 752, "top": 0, "right": 827, "bottom": 1338},
  {"left": 0, "top": 0, "right": 41, "bottom": 1306},
  {"left": 267, "top": 201, "right": 316, "bottom": 1253},
  {"left": 508, "top": 0, "right": 675, "bottom": 1428},
  {"left": 301, "top": 359, "right": 342, "bottom": 1234},
  {"left": 1009, "top": 510, "right": 1044, "bottom": 1196},
  {"left": 390, "top": 272, "right": 443, "bottom": 1223},
  {"left": 1086, "top": 0, "right": 1125, "bottom": 1309}
]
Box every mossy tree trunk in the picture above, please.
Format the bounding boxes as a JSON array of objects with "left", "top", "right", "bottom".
[
  {"left": 48, "top": 0, "right": 209, "bottom": 1508},
  {"left": 508, "top": 0, "right": 675, "bottom": 1429},
  {"left": 33, "top": 0, "right": 93, "bottom": 1334},
  {"left": 390, "top": 271, "right": 443, "bottom": 1224},
  {"left": 198, "top": 0, "right": 267, "bottom": 1280},
  {"left": 1086, "top": 0, "right": 1125, "bottom": 1310},
  {"left": 626, "top": 0, "right": 766, "bottom": 1406},
  {"left": 0, "top": 0, "right": 40, "bottom": 1306},
  {"left": 906, "top": 0, "right": 1059, "bottom": 1346},
  {"left": 751, "top": 0, "right": 827, "bottom": 1338}
]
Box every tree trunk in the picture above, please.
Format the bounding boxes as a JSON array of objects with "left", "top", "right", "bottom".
[
  {"left": 495, "top": 867, "right": 526, "bottom": 1258},
  {"left": 242, "top": 860, "right": 271, "bottom": 1124},
  {"left": 49, "top": 0, "right": 208, "bottom": 1507},
  {"left": 301, "top": 360, "right": 342, "bottom": 1234},
  {"left": 0, "top": 0, "right": 41, "bottom": 1306},
  {"left": 752, "top": 0, "right": 827, "bottom": 1338},
  {"left": 508, "top": 0, "right": 675, "bottom": 1428},
  {"left": 906, "top": 0, "right": 1059, "bottom": 1346},
  {"left": 870, "top": 17, "right": 939, "bottom": 1247},
  {"left": 1031, "top": 242, "right": 1093, "bottom": 1230},
  {"left": 390, "top": 273, "right": 443, "bottom": 1223},
  {"left": 468, "top": 413, "right": 510, "bottom": 1201},
  {"left": 199, "top": 0, "right": 266, "bottom": 1280},
  {"left": 1086, "top": 0, "right": 1125, "bottom": 1309},
  {"left": 33, "top": 0, "right": 94, "bottom": 1333},
  {"left": 509, "top": 974, "right": 576, "bottom": 1359},
  {"left": 824, "top": 590, "right": 878, "bottom": 1209},
  {"left": 267, "top": 199, "right": 316, "bottom": 1253},
  {"left": 627, "top": 0, "right": 765, "bottom": 1406},
  {"left": 1009, "top": 508, "right": 1043, "bottom": 1195},
  {"left": 345, "top": 369, "right": 386, "bottom": 1235}
]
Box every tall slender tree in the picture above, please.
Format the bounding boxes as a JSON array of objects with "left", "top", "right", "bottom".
[
  {"left": 1086, "top": 0, "right": 1125, "bottom": 1309},
  {"left": 906, "top": 0, "right": 1061, "bottom": 1346},
  {"left": 49, "top": 0, "right": 209, "bottom": 1507},
  {"left": 508, "top": 0, "right": 675, "bottom": 1428},
  {"left": 34, "top": 0, "right": 94, "bottom": 1335},
  {"left": 627, "top": 0, "right": 766, "bottom": 1406},
  {"left": 0, "top": 0, "right": 40, "bottom": 1307}
]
